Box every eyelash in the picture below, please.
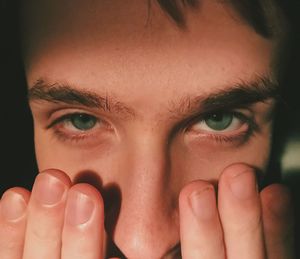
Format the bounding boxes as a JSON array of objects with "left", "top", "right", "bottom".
[
  {"left": 185, "top": 111, "right": 258, "bottom": 144},
  {"left": 47, "top": 113, "right": 106, "bottom": 143},
  {"left": 47, "top": 110, "right": 258, "bottom": 144}
]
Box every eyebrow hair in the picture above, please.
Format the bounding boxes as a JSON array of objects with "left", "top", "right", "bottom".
[
  {"left": 168, "top": 76, "right": 279, "bottom": 117},
  {"left": 28, "top": 79, "right": 136, "bottom": 117},
  {"left": 28, "top": 76, "right": 279, "bottom": 120}
]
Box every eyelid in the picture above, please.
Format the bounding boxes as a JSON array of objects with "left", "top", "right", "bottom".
[
  {"left": 46, "top": 110, "right": 102, "bottom": 129},
  {"left": 183, "top": 109, "right": 259, "bottom": 145},
  {"left": 183, "top": 108, "right": 255, "bottom": 132},
  {"left": 46, "top": 111, "right": 114, "bottom": 145},
  {"left": 49, "top": 113, "right": 81, "bottom": 129},
  {"left": 47, "top": 108, "right": 258, "bottom": 145},
  {"left": 192, "top": 114, "right": 243, "bottom": 133}
]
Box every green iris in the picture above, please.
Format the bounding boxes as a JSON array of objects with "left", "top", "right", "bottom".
[
  {"left": 204, "top": 113, "right": 233, "bottom": 131},
  {"left": 70, "top": 114, "right": 97, "bottom": 131}
]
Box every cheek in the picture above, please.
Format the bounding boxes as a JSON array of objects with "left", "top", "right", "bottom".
[
  {"left": 34, "top": 129, "right": 117, "bottom": 182},
  {"left": 34, "top": 124, "right": 272, "bottom": 189},
  {"left": 171, "top": 132, "right": 272, "bottom": 187}
]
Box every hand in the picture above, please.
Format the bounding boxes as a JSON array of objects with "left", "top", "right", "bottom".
[
  {"left": 0, "top": 170, "right": 105, "bottom": 259},
  {"left": 179, "top": 164, "right": 295, "bottom": 259},
  {"left": 0, "top": 165, "right": 295, "bottom": 259}
]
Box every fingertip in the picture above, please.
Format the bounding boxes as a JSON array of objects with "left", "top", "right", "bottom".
[
  {"left": 1, "top": 187, "right": 31, "bottom": 203},
  {"left": 179, "top": 181, "right": 224, "bottom": 259},
  {"left": 0, "top": 187, "right": 29, "bottom": 222},
  {"left": 69, "top": 183, "right": 104, "bottom": 210},
  {"left": 39, "top": 168, "right": 72, "bottom": 187},
  {"left": 220, "top": 163, "right": 256, "bottom": 180},
  {"left": 219, "top": 163, "right": 259, "bottom": 193},
  {"left": 179, "top": 180, "right": 214, "bottom": 208},
  {"left": 62, "top": 182, "right": 105, "bottom": 259}
]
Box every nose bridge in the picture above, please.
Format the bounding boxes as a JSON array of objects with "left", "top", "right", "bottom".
[
  {"left": 124, "top": 126, "right": 175, "bottom": 203},
  {"left": 112, "top": 130, "right": 180, "bottom": 258},
  {"left": 127, "top": 130, "right": 171, "bottom": 192}
]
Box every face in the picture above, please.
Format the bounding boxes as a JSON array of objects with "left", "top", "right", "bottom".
[{"left": 21, "top": 0, "right": 279, "bottom": 257}]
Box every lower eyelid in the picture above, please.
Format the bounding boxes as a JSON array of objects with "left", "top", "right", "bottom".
[
  {"left": 52, "top": 124, "right": 103, "bottom": 143},
  {"left": 206, "top": 132, "right": 252, "bottom": 145},
  {"left": 186, "top": 127, "right": 254, "bottom": 147},
  {"left": 189, "top": 125, "right": 249, "bottom": 138},
  {"left": 51, "top": 127, "right": 113, "bottom": 148}
]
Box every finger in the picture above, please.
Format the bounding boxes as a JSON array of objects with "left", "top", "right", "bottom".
[
  {"left": 179, "top": 181, "right": 225, "bottom": 259},
  {"left": 23, "top": 169, "right": 71, "bottom": 259},
  {"left": 261, "top": 184, "right": 295, "bottom": 259},
  {"left": 218, "top": 164, "right": 265, "bottom": 259},
  {"left": 61, "top": 183, "right": 104, "bottom": 259},
  {"left": 0, "top": 187, "right": 30, "bottom": 259}
]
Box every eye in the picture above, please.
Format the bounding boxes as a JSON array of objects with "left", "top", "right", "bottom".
[
  {"left": 47, "top": 112, "right": 113, "bottom": 144},
  {"left": 195, "top": 112, "right": 242, "bottom": 132},
  {"left": 187, "top": 111, "right": 256, "bottom": 143},
  {"left": 69, "top": 114, "right": 97, "bottom": 131},
  {"left": 50, "top": 113, "right": 100, "bottom": 133}
]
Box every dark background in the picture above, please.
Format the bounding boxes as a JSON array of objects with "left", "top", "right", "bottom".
[
  {"left": 1, "top": 0, "right": 37, "bottom": 193},
  {"left": 0, "top": 0, "right": 300, "bottom": 257}
]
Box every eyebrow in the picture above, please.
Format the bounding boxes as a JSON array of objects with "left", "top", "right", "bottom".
[
  {"left": 28, "top": 76, "right": 279, "bottom": 119},
  {"left": 28, "top": 79, "right": 136, "bottom": 117},
  {"left": 168, "top": 76, "right": 279, "bottom": 117}
]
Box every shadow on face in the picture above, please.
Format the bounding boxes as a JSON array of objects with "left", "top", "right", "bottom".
[{"left": 19, "top": 0, "right": 286, "bottom": 257}]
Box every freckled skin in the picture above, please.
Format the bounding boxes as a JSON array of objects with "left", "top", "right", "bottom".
[{"left": 19, "top": 0, "right": 284, "bottom": 257}]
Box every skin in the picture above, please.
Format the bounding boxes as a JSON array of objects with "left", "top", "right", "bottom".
[{"left": 0, "top": 0, "right": 295, "bottom": 258}]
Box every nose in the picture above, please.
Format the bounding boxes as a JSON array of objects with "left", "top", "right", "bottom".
[{"left": 109, "top": 133, "right": 180, "bottom": 259}]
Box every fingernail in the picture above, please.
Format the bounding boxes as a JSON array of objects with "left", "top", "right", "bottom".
[
  {"left": 34, "top": 173, "right": 67, "bottom": 206},
  {"left": 189, "top": 186, "right": 216, "bottom": 220},
  {"left": 228, "top": 170, "right": 257, "bottom": 199},
  {"left": 66, "top": 191, "right": 95, "bottom": 226},
  {"left": 1, "top": 192, "right": 27, "bottom": 221}
]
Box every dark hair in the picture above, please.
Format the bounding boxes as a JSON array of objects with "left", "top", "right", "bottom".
[
  {"left": 157, "top": 0, "right": 271, "bottom": 37},
  {"left": 157, "top": 0, "right": 298, "bottom": 45}
]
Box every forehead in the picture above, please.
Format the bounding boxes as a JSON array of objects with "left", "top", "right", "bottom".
[{"left": 21, "top": 0, "right": 274, "bottom": 98}]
